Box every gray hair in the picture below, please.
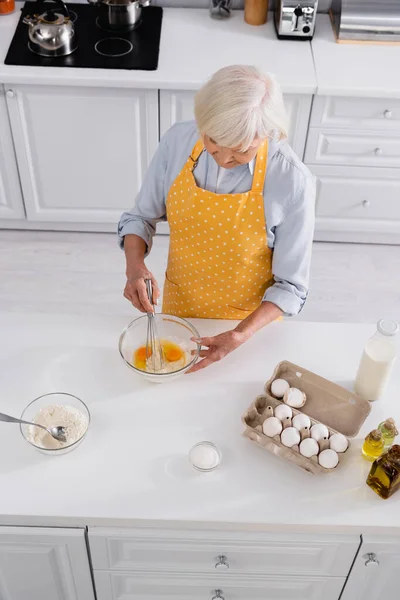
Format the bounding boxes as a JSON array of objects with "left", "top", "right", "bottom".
[{"left": 194, "top": 65, "right": 288, "bottom": 151}]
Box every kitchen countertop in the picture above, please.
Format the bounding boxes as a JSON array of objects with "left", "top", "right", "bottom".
[
  {"left": 0, "top": 312, "right": 399, "bottom": 533},
  {"left": 0, "top": 6, "right": 316, "bottom": 93},
  {"left": 312, "top": 14, "right": 400, "bottom": 99}
]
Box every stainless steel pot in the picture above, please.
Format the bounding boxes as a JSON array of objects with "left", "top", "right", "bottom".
[
  {"left": 89, "top": 0, "right": 151, "bottom": 31},
  {"left": 23, "top": 0, "right": 77, "bottom": 57}
]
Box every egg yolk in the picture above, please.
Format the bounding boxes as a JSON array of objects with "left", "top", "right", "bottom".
[{"left": 133, "top": 340, "right": 184, "bottom": 371}]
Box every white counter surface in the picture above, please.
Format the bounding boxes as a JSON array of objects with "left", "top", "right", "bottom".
[
  {"left": 0, "top": 7, "right": 316, "bottom": 92},
  {"left": 312, "top": 15, "right": 400, "bottom": 99},
  {"left": 0, "top": 312, "right": 399, "bottom": 533}
]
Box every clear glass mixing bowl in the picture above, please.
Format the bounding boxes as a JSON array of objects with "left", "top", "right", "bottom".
[
  {"left": 20, "top": 392, "right": 90, "bottom": 455},
  {"left": 119, "top": 314, "right": 201, "bottom": 383}
]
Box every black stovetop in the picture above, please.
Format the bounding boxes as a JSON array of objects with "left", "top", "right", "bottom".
[{"left": 5, "top": 2, "right": 163, "bottom": 70}]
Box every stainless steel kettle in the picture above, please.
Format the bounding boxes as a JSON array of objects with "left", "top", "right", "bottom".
[
  {"left": 23, "top": 0, "right": 77, "bottom": 57},
  {"left": 88, "top": 0, "right": 151, "bottom": 32}
]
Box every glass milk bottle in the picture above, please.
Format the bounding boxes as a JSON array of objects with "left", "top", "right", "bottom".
[{"left": 354, "top": 319, "right": 399, "bottom": 402}]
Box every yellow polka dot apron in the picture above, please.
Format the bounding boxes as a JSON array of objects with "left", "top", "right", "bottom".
[{"left": 162, "top": 139, "right": 274, "bottom": 320}]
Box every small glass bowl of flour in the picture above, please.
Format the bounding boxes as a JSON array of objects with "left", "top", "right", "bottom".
[{"left": 20, "top": 392, "right": 90, "bottom": 455}]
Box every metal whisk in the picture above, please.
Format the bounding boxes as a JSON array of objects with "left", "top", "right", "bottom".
[{"left": 145, "top": 279, "right": 164, "bottom": 372}]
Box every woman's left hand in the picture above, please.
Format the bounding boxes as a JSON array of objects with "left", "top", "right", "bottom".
[{"left": 187, "top": 330, "right": 246, "bottom": 373}]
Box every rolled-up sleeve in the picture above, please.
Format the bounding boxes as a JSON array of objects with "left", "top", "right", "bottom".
[
  {"left": 118, "top": 134, "right": 169, "bottom": 253},
  {"left": 263, "top": 173, "right": 316, "bottom": 316}
]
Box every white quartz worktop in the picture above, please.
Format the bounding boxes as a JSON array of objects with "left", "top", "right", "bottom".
[
  {"left": 312, "top": 15, "right": 400, "bottom": 99},
  {"left": 1, "top": 312, "right": 399, "bottom": 533},
  {"left": 0, "top": 7, "right": 316, "bottom": 92}
]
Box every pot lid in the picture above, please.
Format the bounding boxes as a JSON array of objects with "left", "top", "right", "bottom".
[
  {"left": 265, "top": 361, "right": 371, "bottom": 438},
  {"left": 36, "top": 10, "right": 69, "bottom": 25}
]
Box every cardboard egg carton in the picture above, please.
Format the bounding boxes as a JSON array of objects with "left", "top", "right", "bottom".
[{"left": 242, "top": 361, "right": 371, "bottom": 475}]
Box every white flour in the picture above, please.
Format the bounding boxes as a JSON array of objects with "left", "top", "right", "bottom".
[
  {"left": 145, "top": 350, "right": 190, "bottom": 374},
  {"left": 27, "top": 404, "right": 88, "bottom": 450}
]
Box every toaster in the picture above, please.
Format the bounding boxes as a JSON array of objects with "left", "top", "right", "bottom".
[{"left": 275, "top": 0, "right": 319, "bottom": 40}]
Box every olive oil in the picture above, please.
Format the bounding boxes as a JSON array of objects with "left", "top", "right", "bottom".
[
  {"left": 367, "top": 445, "right": 400, "bottom": 499},
  {"left": 378, "top": 418, "right": 398, "bottom": 448},
  {"left": 362, "top": 429, "right": 385, "bottom": 461}
]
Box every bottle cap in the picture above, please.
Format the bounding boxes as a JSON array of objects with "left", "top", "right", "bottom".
[
  {"left": 369, "top": 429, "right": 383, "bottom": 442},
  {"left": 377, "top": 319, "right": 399, "bottom": 336},
  {"left": 383, "top": 418, "right": 398, "bottom": 435}
]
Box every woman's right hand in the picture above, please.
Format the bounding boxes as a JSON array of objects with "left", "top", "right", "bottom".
[{"left": 123, "top": 264, "right": 160, "bottom": 313}]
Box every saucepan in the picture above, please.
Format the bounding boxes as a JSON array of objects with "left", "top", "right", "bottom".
[{"left": 88, "top": 0, "right": 151, "bottom": 31}]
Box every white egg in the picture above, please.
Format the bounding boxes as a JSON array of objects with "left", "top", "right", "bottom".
[
  {"left": 281, "top": 427, "right": 301, "bottom": 448},
  {"left": 284, "top": 387, "right": 307, "bottom": 408},
  {"left": 310, "top": 423, "right": 329, "bottom": 442},
  {"left": 299, "top": 437, "right": 319, "bottom": 458},
  {"left": 292, "top": 413, "right": 311, "bottom": 430},
  {"left": 329, "top": 433, "right": 349, "bottom": 453},
  {"left": 262, "top": 417, "right": 283, "bottom": 437},
  {"left": 318, "top": 449, "right": 339, "bottom": 469},
  {"left": 274, "top": 404, "right": 293, "bottom": 421},
  {"left": 271, "top": 378, "right": 290, "bottom": 398}
]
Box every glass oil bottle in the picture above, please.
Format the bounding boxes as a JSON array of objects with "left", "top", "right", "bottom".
[
  {"left": 378, "top": 418, "right": 398, "bottom": 448},
  {"left": 367, "top": 445, "right": 400, "bottom": 499},
  {"left": 362, "top": 429, "right": 385, "bottom": 461}
]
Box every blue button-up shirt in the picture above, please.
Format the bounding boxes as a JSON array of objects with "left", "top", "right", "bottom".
[{"left": 118, "top": 121, "right": 315, "bottom": 316}]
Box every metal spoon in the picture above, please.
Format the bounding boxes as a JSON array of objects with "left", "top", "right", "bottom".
[{"left": 0, "top": 411, "right": 67, "bottom": 443}]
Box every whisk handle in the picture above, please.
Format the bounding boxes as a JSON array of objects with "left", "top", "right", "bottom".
[{"left": 145, "top": 279, "right": 155, "bottom": 312}]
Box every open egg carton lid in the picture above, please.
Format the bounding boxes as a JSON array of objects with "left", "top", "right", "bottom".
[{"left": 265, "top": 361, "right": 371, "bottom": 438}]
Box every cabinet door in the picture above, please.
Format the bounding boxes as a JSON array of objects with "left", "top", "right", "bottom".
[
  {"left": 0, "top": 526, "right": 95, "bottom": 600},
  {"left": 94, "top": 571, "right": 345, "bottom": 600},
  {"left": 5, "top": 85, "right": 158, "bottom": 224},
  {"left": 341, "top": 535, "right": 400, "bottom": 600},
  {"left": 310, "top": 165, "right": 400, "bottom": 243},
  {"left": 89, "top": 527, "right": 359, "bottom": 577},
  {"left": 0, "top": 86, "right": 25, "bottom": 219},
  {"left": 159, "top": 91, "right": 312, "bottom": 159},
  {"left": 305, "top": 128, "right": 400, "bottom": 168}
]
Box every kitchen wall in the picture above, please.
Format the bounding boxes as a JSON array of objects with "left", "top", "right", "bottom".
[{"left": 155, "top": 0, "right": 332, "bottom": 10}]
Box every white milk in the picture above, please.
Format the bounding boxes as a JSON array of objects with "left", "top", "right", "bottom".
[{"left": 354, "top": 320, "right": 398, "bottom": 402}]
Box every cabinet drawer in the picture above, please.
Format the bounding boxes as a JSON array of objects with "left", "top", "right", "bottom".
[
  {"left": 312, "top": 166, "right": 400, "bottom": 221},
  {"left": 89, "top": 528, "right": 359, "bottom": 577},
  {"left": 94, "top": 571, "right": 346, "bottom": 600},
  {"left": 305, "top": 129, "right": 400, "bottom": 168},
  {"left": 311, "top": 96, "right": 400, "bottom": 131}
]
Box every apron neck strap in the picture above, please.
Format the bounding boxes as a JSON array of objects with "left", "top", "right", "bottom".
[
  {"left": 251, "top": 139, "right": 269, "bottom": 193},
  {"left": 189, "top": 139, "right": 205, "bottom": 171}
]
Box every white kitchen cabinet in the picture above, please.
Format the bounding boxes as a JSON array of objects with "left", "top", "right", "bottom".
[
  {"left": 341, "top": 535, "right": 400, "bottom": 600},
  {"left": 306, "top": 93, "right": 400, "bottom": 244},
  {"left": 0, "top": 526, "right": 95, "bottom": 600},
  {"left": 159, "top": 90, "right": 312, "bottom": 160},
  {"left": 94, "top": 571, "right": 346, "bottom": 600},
  {"left": 5, "top": 84, "right": 158, "bottom": 224},
  {"left": 0, "top": 86, "right": 25, "bottom": 219}
]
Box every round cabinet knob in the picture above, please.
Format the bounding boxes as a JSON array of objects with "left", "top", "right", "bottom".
[
  {"left": 374, "top": 147, "right": 383, "bottom": 156},
  {"left": 212, "top": 591, "right": 225, "bottom": 600},
  {"left": 365, "top": 552, "right": 380, "bottom": 567},
  {"left": 6, "top": 90, "right": 14, "bottom": 98},
  {"left": 215, "top": 555, "right": 229, "bottom": 570},
  {"left": 384, "top": 110, "right": 392, "bottom": 119},
  {"left": 362, "top": 200, "right": 370, "bottom": 208}
]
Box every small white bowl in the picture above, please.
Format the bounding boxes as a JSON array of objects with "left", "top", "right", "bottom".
[{"left": 189, "top": 441, "right": 222, "bottom": 472}]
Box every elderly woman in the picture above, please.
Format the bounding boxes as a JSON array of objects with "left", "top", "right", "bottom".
[{"left": 118, "top": 65, "right": 315, "bottom": 373}]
